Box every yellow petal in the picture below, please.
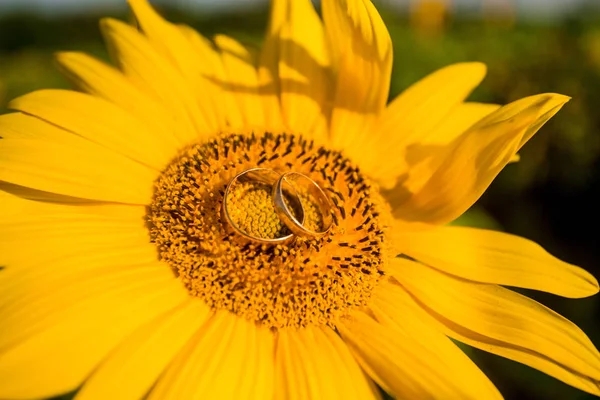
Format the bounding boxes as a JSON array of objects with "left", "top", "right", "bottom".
[
  {"left": 0, "top": 137, "right": 156, "bottom": 204},
  {"left": 100, "top": 18, "right": 209, "bottom": 143},
  {"left": 256, "top": 53, "right": 287, "bottom": 133},
  {"left": 0, "top": 264, "right": 189, "bottom": 399},
  {"left": 256, "top": 0, "right": 290, "bottom": 133},
  {"left": 323, "top": 0, "right": 391, "bottom": 77},
  {"left": 55, "top": 51, "right": 183, "bottom": 150},
  {"left": 323, "top": 0, "right": 393, "bottom": 151},
  {"left": 275, "top": 327, "right": 378, "bottom": 400},
  {"left": 390, "top": 93, "right": 570, "bottom": 224},
  {"left": 9, "top": 89, "right": 174, "bottom": 170},
  {"left": 400, "top": 102, "right": 500, "bottom": 186},
  {"left": 338, "top": 308, "right": 502, "bottom": 399},
  {"left": 214, "top": 35, "right": 266, "bottom": 129},
  {"left": 1, "top": 112, "right": 91, "bottom": 144},
  {"left": 0, "top": 226, "right": 151, "bottom": 273},
  {"left": 414, "top": 101, "right": 501, "bottom": 158},
  {"left": 177, "top": 25, "right": 236, "bottom": 130},
  {"left": 0, "top": 182, "right": 88, "bottom": 203},
  {"left": 127, "top": 0, "right": 225, "bottom": 131},
  {"left": 75, "top": 299, "right": 210, "bottom": 400},
  {"left": 148, "top": 311, "right": 274, "bottom": 399},
  {"left": 0, "top": 261, "right": 182, "bottom": 347},
  {"left": 392, "top": 222, "right": 599, "bottom": 298},
  {"left": 0, "top": 189, "right": 144, "bottom": 220},
  {"left": 373, "top": 280, "right": 504, "bottom": 398},
  {"left": 267, "top": 0, "right": 332, "bottom": 142},
  {"left": 0, "top": 230, "right": 158, "bottom": 307},
  {"left": 417, "top": 102, "right": 500, "bottom": 146},
  {"left": 331, "top": 114, "right": 381, "bottom": 179},
  {"left": 438, "top": 320, "right": 600, "bottom": 396},
  {"left": 391, "top": 257, "right": 600, "bottom": 395},
  {"left": 484, "top": 93, "right": 570, "bottom": 152},
  {"left": 376, "top": 100, "right": 499, "bottom": 189},
  {"left": 0, "top": 190, "right": 150, "bottom": 269},
  {"left": 377, "top": 63, "right": 487, "bottom": 148}
]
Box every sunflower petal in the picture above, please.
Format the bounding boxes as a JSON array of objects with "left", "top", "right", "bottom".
[
  {"left": 392, "top": 222, "right": 599, "bottom": 298},
  {"left": 377, "top": 63, "right": 487, "bottom": 148},
  {"left": 266, "top": 0, "right": 331, "bottom": 142},
  {"left": 0, "top": 137, "right": 156, "bottom": 204},
  {"left": 0, "top": 220, "right": 159, "bottom": 313},
  {"left": 127, "top": 0, "right": 189, "bottom": 65},
  {"left": 0, "top": 190, "right": 150, "bottom": 269},
  {"left": 275, "top": 327, "right": 378, "bottom": 400},
  {"left": 323, "top": 0, "right": 393, "bottom": 151},
  {"left": 148, "top": 311, "right": 274, "bottom": 399},
  {"left": 75, "top": 299, "right": 210, "bottom": 400},
  {"left": 127, "top": 0, "right": 225, "bottom": 131},
  {"left": 323, "top": 0, "right": 391, "bottom": 78},
  {"left": 0, "top": 228, "right": 151, "bottom": 273},
  {"left": 0, "top": 189, "right": 144, "bottom": 220},
  {"left": 0, "top": 262, "right": 183, "bottom": 348},
  {"left": 100, "top": 18, "right": 209, "bottom": 143},
  {"left": 214, "top": 35, "right": 266, "bottom": 129},
  {"left": 1, "top": 112, "right": 89, "bottom": 144},
  {"left": 417, "top": 101, "right": 500, "bottom": 146},
  {"left": 338, "top": 308, "right": 502, "bottom": 399},
  {"left": 373, "top": 280, "right": 503, "bottom": 398},
  {"left": 390, "top": 93, "right": 570, "bottom": 224},
  {"left": 375, "top": 101, "right": 499, "bottom": 189},
  {"left": 391, "top": 257, "right": 600, "bottom": 395},
  {"left": 177, "top": 25, "right": 237, "bottom": 129},
  {"left": 256, "top": 56, "right": 287, "bottom": 133},
  {"left": 55, "top": 51, "right": 183, "bottom": 150},
  {"left": 0, "top": 265, "right": 188, "bottom": 399},
  {"left": 9, "top": 89, "right": 174, "bottom": 170},
  {"left": 0, "top": 235, "right": 158, "bottom": 304}
]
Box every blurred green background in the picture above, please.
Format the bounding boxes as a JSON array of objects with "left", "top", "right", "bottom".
[{"left": 1, "top": 0, "right": 599, "bottom": 399}]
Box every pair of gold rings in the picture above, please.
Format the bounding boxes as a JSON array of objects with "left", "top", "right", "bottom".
[{"left": 222, "top": 168, "right": 333, "bottom": 244}]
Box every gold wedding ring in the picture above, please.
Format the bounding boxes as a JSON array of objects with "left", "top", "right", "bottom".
[
  {"left": 272, "top": 172, "right": 333, "bottom": 239},
  {"left": 222, "top": 168, "right": 333, "bottom": 243},
  {"left": 221, "top": 168, "right": 304, "bottom": 244}
]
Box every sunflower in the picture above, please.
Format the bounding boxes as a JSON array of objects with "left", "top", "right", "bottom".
[{"left": 0, "top": 0, "right": 599, "bottom": 399}]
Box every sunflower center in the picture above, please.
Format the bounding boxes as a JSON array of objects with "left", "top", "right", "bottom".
[{"left": 148, "top": 132, "right": 391, "bottom": 329}]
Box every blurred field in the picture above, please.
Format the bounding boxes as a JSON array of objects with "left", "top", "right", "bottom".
[{"left": 1, "top": 3, "right": 600, "bottom": 400}]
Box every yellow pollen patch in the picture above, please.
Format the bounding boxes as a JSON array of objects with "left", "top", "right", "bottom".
[
  {"left": 227, "top": 182, "right": 290, "bottom": 240},
  {"left": 148, "top": 132, "right": 392, "bottom": 329}
]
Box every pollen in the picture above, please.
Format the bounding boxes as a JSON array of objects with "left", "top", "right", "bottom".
[
  {"left": 147, "top": 132, "right": 392, "bottom": 329},
  {"left": 226, "top": 182, "right": 289, "bottom": 240}
]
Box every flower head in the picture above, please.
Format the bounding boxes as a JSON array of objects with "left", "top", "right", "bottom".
[{"left": 0, "top": 0, "right": 599, "bottom": 399}]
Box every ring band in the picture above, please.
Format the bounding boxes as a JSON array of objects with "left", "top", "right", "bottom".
[
  {"left": 222, "top": 168, "right": 305, "bottom": 244},
  {"left": 272, "top": 172, "right": 333, "bottom": 239}
]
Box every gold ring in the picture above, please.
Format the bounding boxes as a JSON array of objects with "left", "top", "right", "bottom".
[
  {"left": 272, "top": 172, "right": 333, "bottom": 239},
  {"left": 221, "top": 168, "right": 305, "bottom": 244}
]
